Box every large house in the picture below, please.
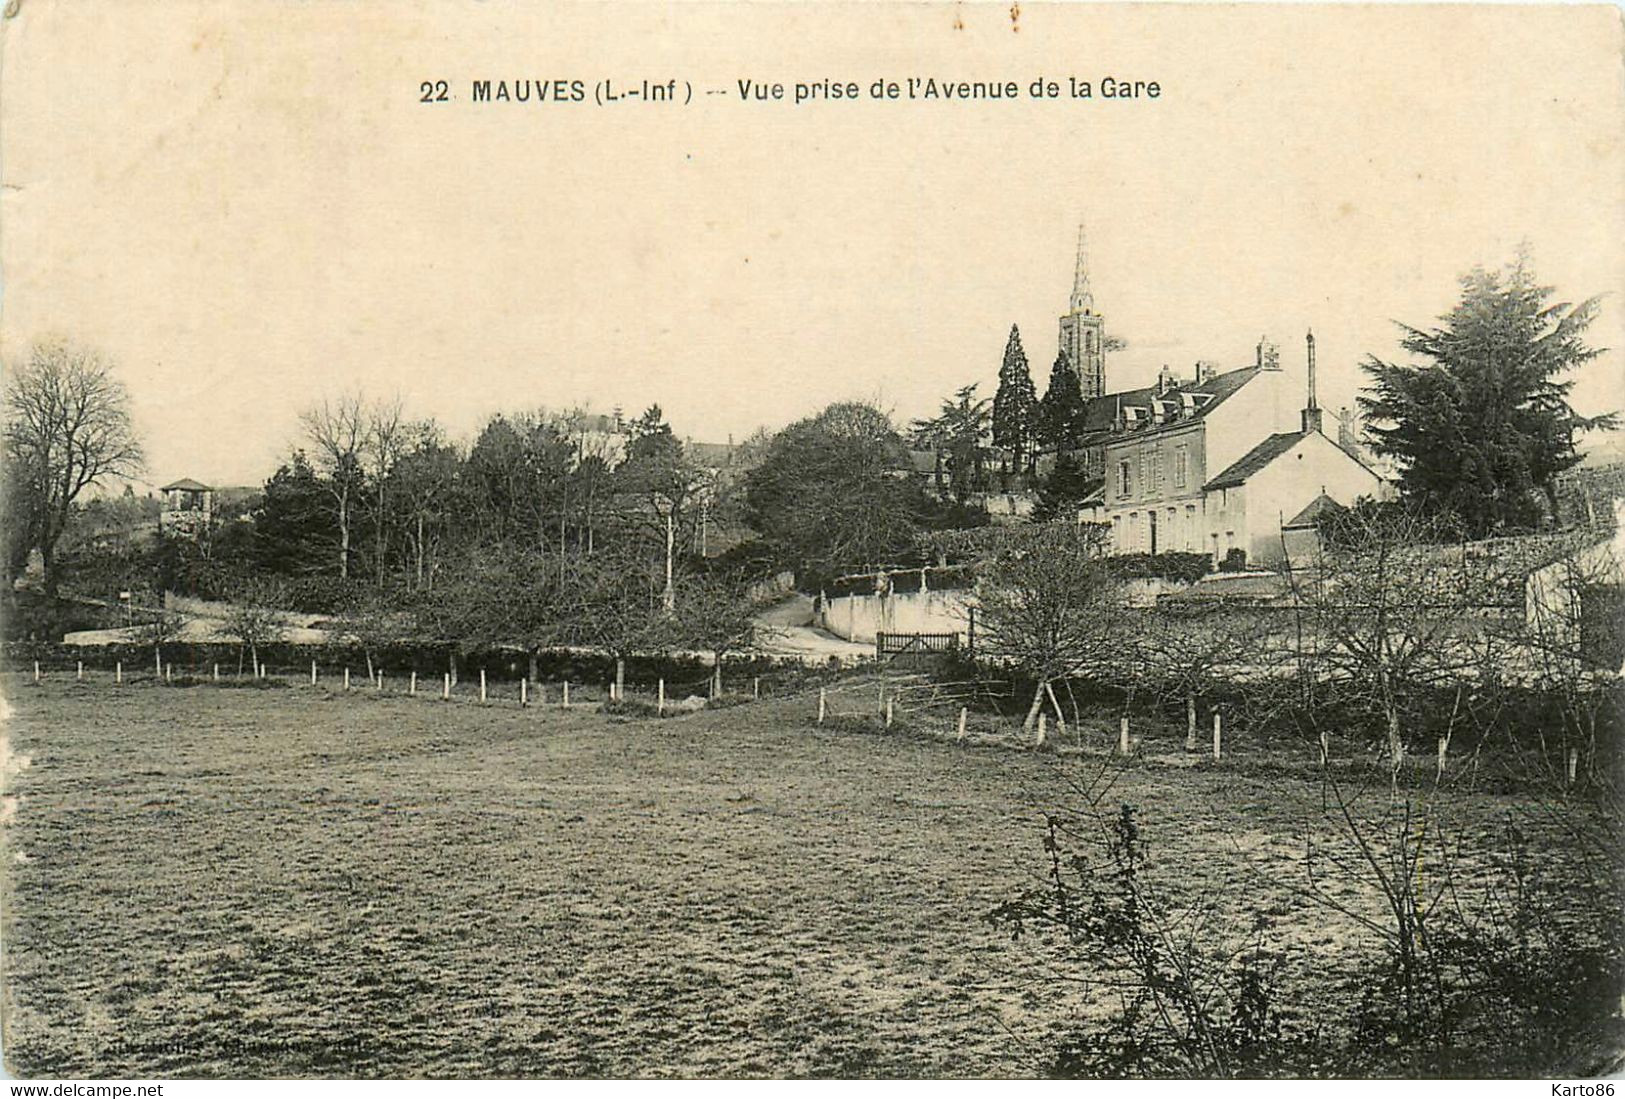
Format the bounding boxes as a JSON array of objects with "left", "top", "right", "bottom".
[{"left": 1052, "top": 229, "right": 1386, "bottom": 566}]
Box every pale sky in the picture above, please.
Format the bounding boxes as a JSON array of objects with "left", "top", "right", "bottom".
[{"left": 2, "top": 2, "right": 1621, "bottom": 489}]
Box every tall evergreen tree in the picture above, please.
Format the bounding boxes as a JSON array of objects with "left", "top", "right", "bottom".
[
  {"left": 252, "top": 451, "right": 335, "bottom": 576},
  {"left": 1038, "top": 351, "right": 1087, "bottom": 451},
  {"left": 625, "top": 404, "right": 681, "bottom": 465},
  {"left": 1030, "top": 450, "right": 1100, "bottom": 522},
  {"left": 1360, "top": 257, "right": 1615, "bottom": 537},
  {"left": 991, "top": 325, "right": 1038, "bottom": 472}
]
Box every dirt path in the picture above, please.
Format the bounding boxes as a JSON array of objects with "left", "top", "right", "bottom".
[{"left": 752, "top": 594, "right": 872, "bottom": 664}]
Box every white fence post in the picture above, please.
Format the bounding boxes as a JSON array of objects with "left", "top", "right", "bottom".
[
  {"left": 410, "top": 671, "right": 417, "bottom": 696},
  {"left": 957, "top": 707, "right": 968, "bottom": 742},
  {"left": 77, "top": 661, "right": 83, "bottom": 681},
  {"left": 521, "top": 678, "right": 528, "bottom": 707},
  {"left": 1037, "top": 712, "right": 1047, "bottom": 748},
  {"left": 752, "top": 676, "right": 760, "bottom": 700},
  {"left": 1119, "top": 715, "right": 1131, "bottom": 756},
  {"left": 442, "top": 673, "right": 450, "bottom": 700},
  {"left": 165, "top": 663, "right": 173, "bottom": 683},
  {"left": 376, "top": 671, "right": 384, "bottom": 692},
  {"left": 817, "top": 687, "right": 826, "bottom": 724},
  {"left": 657, "top": 678, "right": 665, "bottom": 715},
  {"left": 33, "top": 661, "right": 40, "bottom": 683},
  {"left": 213, "top": 663, "right": 220, "bottom": 682},
  {"left": 311, "top": 660, "right": 318, "bottom": 686},
  {"left": 116, "top": 662, "right": 123, "bottom": 685},
  {"left": 885, "top": 699, "right": 894, "bottom": 728},
  {"left": 562, "top": 682, "right": 570, "bottom": 708},
  {"left": 480, "top": 669, "right": 487, "bottom": 703},
  {"left": 1212, "top": 710, "right": 1223, "bottom": 762},
  {"left": 343, "top": 668, "right": 350, "bottom": 691}
]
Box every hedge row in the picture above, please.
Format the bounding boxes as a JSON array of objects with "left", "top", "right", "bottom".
[{"left": 1, "top": 638, "right": 852, "bottom": 694}]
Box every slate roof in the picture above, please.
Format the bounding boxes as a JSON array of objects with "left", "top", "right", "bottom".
[
  {"left": 160, "top": 478, "right": 212, "bottom": 492},
  {"left": 1203, "top": 431, "right": 1307, "bottom": 491},
  {"left": 1074, "top": 366, "right": 1262, "bottom": 445},
  {"left": 686, "top": 441, "right": 740, "bottom": 468},
  {"left": 1283, "top": 492, "right": 1346, "bottom": 529}
]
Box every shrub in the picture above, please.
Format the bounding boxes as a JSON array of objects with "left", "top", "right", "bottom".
[
  {"left": 991, "top": 764, "right": 1625, "bottom": 1078},
  {"left": 1107, "top": 551, "right": 1212, "bottom": 584}
]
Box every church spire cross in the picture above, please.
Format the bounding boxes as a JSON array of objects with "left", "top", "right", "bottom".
[{"left": 1069, "top": 222, "right": 1094, "bottom": 314}]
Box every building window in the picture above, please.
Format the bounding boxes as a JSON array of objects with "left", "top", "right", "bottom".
[
  {"left": 1119, "top": 459, "right": 1131, "bottom": 498},
  {"left": 1174, "top": 445, "right": 1188, "bottom": 488}
]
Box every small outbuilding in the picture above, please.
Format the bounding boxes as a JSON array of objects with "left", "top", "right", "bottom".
[{"left": 159, "top": 478, "right": 214, "bottom": 538}]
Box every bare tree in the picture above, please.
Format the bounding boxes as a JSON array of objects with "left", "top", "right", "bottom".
[
  {"left": 972, "top": 524, "right": 1120, "bottom": 738},
  {"left": 4, "top": 339, "right": 144, "bottom": 594},
  {"left": 566, "top": 543, "right": 671, "bottom": 701},
  {"left": 1512, "top": 528, "right": 1624, "bottom": 782},
  {"left": 223, "top": 575, "right": 288, "bottom": 674},
  {"left": 390, "top": 421, "right": 461, "bottom": 591},
  {"left": 363, "top": 394, "right": 406, "bottom": 587},
  {"left": 1135, "top": 602, "right": 1274, "bottom": 750},
  {"left": 1283, "top": 506, "right": 1515, "bottom": 776},
  {"left": 332, "top": 586, "right": 406, "bottom": 680},
  {"left": 300, "top": 393, "right": 367, "bottom": 581},
  {"left": 674, "top": 569, "right": 762, "bottom": 697}
]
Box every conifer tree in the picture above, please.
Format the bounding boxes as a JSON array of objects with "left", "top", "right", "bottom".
[
  {"left": 992, "top": 325, "right": 1038, "bottom": 472},
  {"left": 1360, "top": 256, "right": 1615, "bottom": 537},
  {"left": 1038, "top": 351, "right": 1086, "bottom": 451}
]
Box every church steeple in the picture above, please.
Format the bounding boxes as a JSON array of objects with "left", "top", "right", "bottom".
[
  {"left": 1069, "top": 222, "right": 1094, "bottom": 314},
  {"left": 1059, "top": 220, "right": 1106, "bottom": 400}
]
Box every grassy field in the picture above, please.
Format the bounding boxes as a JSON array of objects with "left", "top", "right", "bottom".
[{"left": 0, "top": 676, "right": 1608, "bottom": 1077}]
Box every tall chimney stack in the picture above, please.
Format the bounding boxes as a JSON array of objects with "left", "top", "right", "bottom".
[
  {"left": 1338, "top": 406, "right": 1357, "bottom": 450},
  {"left": 1301, "top": 328, "right": 1324, "bottom": 433}
]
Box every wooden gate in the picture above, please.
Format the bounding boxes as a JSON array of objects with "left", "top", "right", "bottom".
[{"left": 876, "top": 631, "right": 962, "bottom": 664}]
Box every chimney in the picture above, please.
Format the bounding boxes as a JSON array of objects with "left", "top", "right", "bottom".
[
  {"left": 1194, "top": 360, "right": 1216, "bottom": 384},
  {"left": 1157, "top": 364, "right": 1174, "bottom": 395},
  {"left": 1257, "top": 336, "right": 1281, "bottom": 371},
  {"left": 1337, "top": 406, "right": 1357, "bottom": 450},
  {"left": 1301, "top": 328, "right": 1324, "bottom": 433}
]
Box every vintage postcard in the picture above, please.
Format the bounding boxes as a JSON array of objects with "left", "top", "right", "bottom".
[{"left": 1, "top": 0, "right": 1622, "bottom": 1083}]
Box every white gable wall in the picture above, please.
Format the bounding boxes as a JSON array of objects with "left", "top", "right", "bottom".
[
  {"left": 1238, "top": 432, "right": 1386, "bottom": 566},
  {"left": 1200, "top": 369, "right": 1301, "bottom": 479}
]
